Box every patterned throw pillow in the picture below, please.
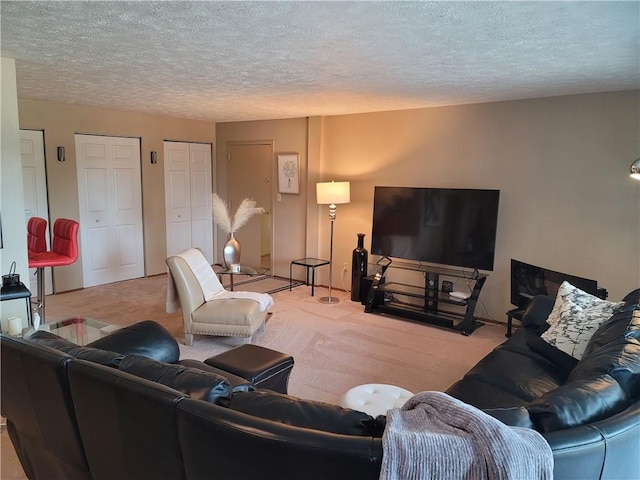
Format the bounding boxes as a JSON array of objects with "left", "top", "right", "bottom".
[{"left": 541, "top": 281, "right": 624, "bottom": 359}]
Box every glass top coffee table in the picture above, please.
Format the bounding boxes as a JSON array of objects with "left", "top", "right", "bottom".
[
  {"left": 47, "top": 317, "right": 121, "bottom": 346},
  {"left": 215, "top": 265, "right": 268, "bottom": 291}
]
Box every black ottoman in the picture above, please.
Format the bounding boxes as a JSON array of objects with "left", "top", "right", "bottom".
[{"left": 204, "top": 344, "right": 294, "bottom": 394}]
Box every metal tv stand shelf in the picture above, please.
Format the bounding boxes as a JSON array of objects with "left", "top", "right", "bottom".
[{"left": 364, "top": 259, "right": 487, "bottom": 336}]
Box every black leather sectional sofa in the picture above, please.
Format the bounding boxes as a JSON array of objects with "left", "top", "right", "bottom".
[{"left": 2, "top": 289, "right": 639, "bottom": 480}]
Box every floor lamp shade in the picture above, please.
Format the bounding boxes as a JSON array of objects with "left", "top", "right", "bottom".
[
  {"left": 316, "top": 181, "right": 350, "bottom": 304},
  {"left": 316, "top": 181, "right": 351, "bottom": 205}
]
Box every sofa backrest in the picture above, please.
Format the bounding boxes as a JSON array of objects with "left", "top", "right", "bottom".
[
  {"left": 68, "top": 359, "right": 187, "bottom": 480},
  {"left": 526, "top": 303, "right": 640, "bottom": 433},
  {"left": 0, "top": 334, "right": 91, "bottom": 480},
  {"left": 176, "top": 398, "right": 384, "bottom": 480}
]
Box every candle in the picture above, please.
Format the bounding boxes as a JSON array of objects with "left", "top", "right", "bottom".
[{"left": 8, "top": 316, "right": 22, "bottom": 336}]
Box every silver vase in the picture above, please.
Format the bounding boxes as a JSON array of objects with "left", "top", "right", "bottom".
[{"left": 223, "top": 233, "right": 241, "bottom": 268}]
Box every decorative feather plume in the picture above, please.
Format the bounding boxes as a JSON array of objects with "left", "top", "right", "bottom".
[
  {"left": 211, "top": 194, "right": 265, "bottom": 235},
  {"left": 211, "top": 194, "right": 232, "bottom": 234},
  {"left": 231, "top": 198, "right": 266, "bottom": 232}
]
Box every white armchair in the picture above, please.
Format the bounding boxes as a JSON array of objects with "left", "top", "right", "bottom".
[{"left": 166, "top": 251, "right": 269, "bottom": 346}]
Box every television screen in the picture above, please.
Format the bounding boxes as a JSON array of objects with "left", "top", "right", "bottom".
[{"left": 371, "top": 187, "right": 500, "bottom": 271}]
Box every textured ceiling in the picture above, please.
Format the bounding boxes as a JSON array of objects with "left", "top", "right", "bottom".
[{"left": 1, "top": 1, "right": 638, "bottom": 123}]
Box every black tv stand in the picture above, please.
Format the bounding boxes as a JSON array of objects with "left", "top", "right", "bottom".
[{"left": 364, "top": 260, "right": 487, "bottom": 336}]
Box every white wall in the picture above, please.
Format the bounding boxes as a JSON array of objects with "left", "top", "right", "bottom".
[{"left": 0, "top": 57, "right": 29, "bottom": 327}]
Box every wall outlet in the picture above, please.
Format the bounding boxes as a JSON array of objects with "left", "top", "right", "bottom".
[{"left": 343, "top": 262, "right": 348, "bottom": 271}]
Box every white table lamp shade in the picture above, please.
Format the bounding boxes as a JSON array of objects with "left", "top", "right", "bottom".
[{"left": 316, "top": 181, "right": 350, "bottom": 205}]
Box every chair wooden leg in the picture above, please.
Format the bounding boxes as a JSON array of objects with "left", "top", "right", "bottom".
[{"left": 184, "top": 333, "right": 194, "bottom": 346}]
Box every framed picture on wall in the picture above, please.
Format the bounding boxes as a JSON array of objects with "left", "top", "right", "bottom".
[{"left": 277, "top": 153, "right": 300, "bottom": 194}]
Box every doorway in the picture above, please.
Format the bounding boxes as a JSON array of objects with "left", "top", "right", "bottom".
[{"left": 227, "top": 142, "right": 272, "bottom": 272}]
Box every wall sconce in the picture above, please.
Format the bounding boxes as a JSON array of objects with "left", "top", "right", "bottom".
[
  {"left": 150, "top": 151, "right": 158, "bottom": 165},
  {"left": 57, "top": 146, "right": 65, "bottom": 162},
  {"left": 630, "top": 158, "right": 640, "bottom": 180}
]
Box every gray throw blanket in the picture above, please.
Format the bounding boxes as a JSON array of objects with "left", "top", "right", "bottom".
[{"left": 380, "top": 391, "right": 553, "bottom": 480}]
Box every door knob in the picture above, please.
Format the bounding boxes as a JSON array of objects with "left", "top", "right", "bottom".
[{"left": 265, "top": 209, "right": 271, "bottom": 215}]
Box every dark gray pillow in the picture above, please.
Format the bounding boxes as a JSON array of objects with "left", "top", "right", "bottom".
[
  {"left": 228, "top": 389, "right": 383, "bottom": 437},
  {"left": 29, "top": 330, "right": 123, "bottom": 366},
  {"left": 119, "top": 355, "right": 233, "bottom": 406}
]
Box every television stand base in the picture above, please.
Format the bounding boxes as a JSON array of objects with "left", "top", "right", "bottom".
[
  {"left": 376, "top": 301, "right": 484, "bottom": 335},
  {"left": 364, "top": 261, "right": 487, "bottom": 336}
]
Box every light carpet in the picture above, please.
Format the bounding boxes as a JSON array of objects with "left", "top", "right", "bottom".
[
  {"left": 179, "top": 287, "right": 505, "bottom": 405},
  {"left": 41, "top": 273, "right": 507, "bottom": 405}
]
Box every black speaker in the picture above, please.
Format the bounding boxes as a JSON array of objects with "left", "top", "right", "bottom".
[{"left": 360, "top": 275, "right": 385, "bottom": 305}]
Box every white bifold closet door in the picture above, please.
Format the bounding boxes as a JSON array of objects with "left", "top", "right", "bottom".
[
  {"left": 164, "top": 141, "right": 213, "bottom": 263},
  {"left": 20, "top": 129, "right": 53, "bottom": 296},
  {"left": 75, "top": 134, "right": 144, "bottom": 287}
]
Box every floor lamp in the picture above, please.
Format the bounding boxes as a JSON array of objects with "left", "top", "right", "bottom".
[{"left": 316, "top": 181, "right": 350, "bottom": 304}]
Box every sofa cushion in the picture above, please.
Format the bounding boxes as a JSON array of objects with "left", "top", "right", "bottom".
[
  {"left": 446, "top": 378, "right": 531, "bottom": 409},
  {"left": 622, "top": 288, "right": 640, "bottom": 306},
  {"left": 526, "top": 334, "right": 579, "bottom": 373},
  {"left": 526, "top": 374, "right": 630, "bottom": 433},
  {"left": 519, "top": 295, "right": 554, "bottom": 334},
  {"left": 483, "top": 406, "right": 535, "bottom": 429},
  {"left": 87, "top": 320, "right": 180, "bottom": 363},
  {"left": 569, "top": 308, "right": 640, "bottom": 398},
  {"left": 118, "top": 355, "right": 233, "bottom": 406},
  {"left": 462, "top": 344, "right": 567, "bottom": 401},
  {"left": 28, "top": 330, "right": 123, "bottom": 366},
  {"left": 177, "top": 359, "right": 253, "bottom": 393},
  {"left": 541, "top": 282, "right": 624, "bottom": 360},
  {"left": 227, "top": 390, "right": 382, "bottom": 436}
]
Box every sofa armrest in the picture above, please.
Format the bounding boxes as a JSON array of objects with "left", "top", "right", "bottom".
[
  {"left": 520, "top": 295, "right": 554, "bottom": 333},
  {"left": 178, "top": 359, "right": 254, "bottom": 392},
  {"left": 87, "top": 320, "right": 180, "bottom": 363}
]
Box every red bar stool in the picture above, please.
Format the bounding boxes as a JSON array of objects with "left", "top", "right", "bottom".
[
  {"left": 27, "top": 217, "right": 48, "bottom": 255},
  {"left": 28, "top": 218, "right": 79, "bottom": 324}
]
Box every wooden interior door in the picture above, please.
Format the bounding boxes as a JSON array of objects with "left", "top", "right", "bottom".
[{"left": 227, "top": 143, "right": 272, "bottom": 271}]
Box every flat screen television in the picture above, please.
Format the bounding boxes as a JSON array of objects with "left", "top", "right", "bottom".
[
  {"left": 510, "top": 259, "right": 606, "bottom": 309},
  {"left": 371, "top": 186, "right": 500, "bottom": 271}
]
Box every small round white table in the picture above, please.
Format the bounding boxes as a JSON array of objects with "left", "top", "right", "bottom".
[{"left": 339, "top": 383, "right": 414, "bottom": 417}]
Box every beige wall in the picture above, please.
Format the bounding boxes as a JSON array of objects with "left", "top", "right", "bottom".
[
  {"left": 1, "top": 58, "right": 30, "bottom": 325},
  {"left": 18, "top": 99, "right": 216, "bottom": 290},
  {"left": 319, "top": 91, "right": 640, "bottom": 319},
  {"left": 11, "top": 89, "right": 639, "bottom": 324},
  {"left": 215, "top": 118, "right": 309, "bottom": 278}
]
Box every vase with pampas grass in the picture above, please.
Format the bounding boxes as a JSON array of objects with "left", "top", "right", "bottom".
[{"left": 211, "top": 194, "right": 265, "bottom": 268}]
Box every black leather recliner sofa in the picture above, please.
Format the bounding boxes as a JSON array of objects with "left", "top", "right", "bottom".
[{"left": 2, "top": 289, "right": 639, "bottom": 480}]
